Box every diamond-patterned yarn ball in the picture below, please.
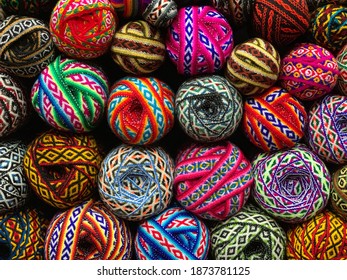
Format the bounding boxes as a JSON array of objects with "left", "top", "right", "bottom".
[
  {"left": 110, "top": 0, "right": 152, "bottom": 19},
  {"left": 166, "top": 6, "right": 233, "bottom": 76},
  {"left": 0, "top": 0, "right": 57, "bottom": 18},
  {"left": 31, "top": 56, "right": 109, "bottom": 133},
  {"left": 331, "top": 165, "right": 347, "bottom": 219},
  {"left": 44, "top": 200, "right": 132, "bottom": 260},
  {"left": 142, "top": 0, "right": 178, "bottom": 28},
  {"left": 134, "top": 205, "right": 210, "bottom": 260},
  {"left": 337, "top": 44, "right": 347, "bottom": 95},
  {"left": 175, "top": 75, "right": 242, "bottom": 142},
  {"left": 23, "top": 130, "right": 103, "bottom": 209},
  {"left": 252, "top": 144, "right": 331, "bottom": 223},
  {"left": 242, "top": 87, "right": 307, "bottom": 152},
  {"left": 174, "top": 141, "right": 253, "bottom": 221},
  {"left": 98, "top": 144, "right": 174, "bottom": 221}
]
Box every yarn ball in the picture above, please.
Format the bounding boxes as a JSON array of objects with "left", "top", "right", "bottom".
[
  {"left": 110, "top": 0, "right": 152, "bottom": 19},
  {"left": 44, "top": 199, "right": 132, "bottom": 260},
  {"left": 50, "top": 0, "right": 117, "bottom": 59},
  {"left": 287, "top": 210, "right": 347, "bottom": 259},
  {"left": 142, "top": 0, "right": 178, "bottom": 28},
  {"left": 23, "top": 130, "right": 103, "bottom": 209},
  {"left": 31, "top": 56, "right": 109, "bottom": 133},
  {"left": 331, "top": 165, "right": 347, "bottom": 219},
  {"left": 252, "top": 144, "right": 331, "bottom": 223},
  {"left": 98, "top": 144, "right": 174, "bottom": 221},
  {"left": 0, "top": 6, "right": 6, "bottom": 20},
  {"left": 210, "top": 204, "right": 286, "bottom": 260},
  {"left": 242, "top": 87, "right": 307, "bottom": 152},
  {"left": 174, "top": 141, "right": 253, "bottom": 221},
  {"left": 134, "top": 205, "right": 210, "bottom": 260},
  {"left": 252, "top": 0, "right": 310, "bottom": 47},
  {"left": 337, "top": 44, "right": 347, "bottom": 95},
  {"left": 111, "top": 20, "right": 166, "bottom": 75},
  {"left": 225, "top": 37, "right": 281, "bottom": 96},
  {"left": 175, "top": 75, "right": 243, "bottom": 142},
  {"left": 0, "top": 208, "right": 48, "bottom": 260},
  {"left": 279, "top": 43, "right": 339, "bottom": 101},
  {"left": 0, "top": 0, "right": 57, "bottom": 17},
  {"left": 166, "top": 6, "right": 233, "bottom": 76},
  {"left": 107, "top": 76, "right": 174, "bottom": 145},
  {"left": 0, "top": 15, "right": 55, "bottom": 78},
  {"left": 307, "top": 0, "right": 347, "bottom": 11}
]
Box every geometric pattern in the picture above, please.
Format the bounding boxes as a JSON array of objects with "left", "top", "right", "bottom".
[
  {"left": 142, "top": 0, "right": 178, "bottom": 28},
  {"left": 337, "top": 44, "right": 347, "bottom": 96},
  {"left": 331, "top": 166, "right": 347, "bottom": 219}
]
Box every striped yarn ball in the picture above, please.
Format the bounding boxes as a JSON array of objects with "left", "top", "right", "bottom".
[
  {"left": 135, "top": 205, "right": 210, "bottom": 260},
  {"left": 307, "top": 0, "right": 347, "bottom": 11},
  {"left": 337, "top": 44, "right": 347, "bottom": 95},
  {"left": 0, "top": 0, "right": 56, "bottom": 17},
  {"left": 107, "top": 76, "right": 174, "bottom": 145},
  {"left": 98, "top": 144, "right": 174, "bottom": 221},
  {"left": 31, "top": 56, "right": 109, "bottom": 133},
  {"left": 110, "top": 0, "right": 152, "bottom": 19},
  {"left": 331, "top": 166, "right": 347, "bottom": 219},
  {"left": 142, "top": 0, "right": 178, "bottom": 28},
  {"left": 44, "top": 199, "right": 132, "bottom": 260},
  {"left": 252, "top": 144, "right": 331, "bottom": 223}
]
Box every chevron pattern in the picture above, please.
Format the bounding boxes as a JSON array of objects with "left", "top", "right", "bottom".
[{"left": 142, "top": 0, "right": 178, "bottom": 28}]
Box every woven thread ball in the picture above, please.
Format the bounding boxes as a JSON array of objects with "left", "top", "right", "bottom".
[
  {"left": 0, "top": 15, "right": 55, "bottom": 78},
  {"left": 142, "top": 0, "right": 178, "bottom": 28},
  {"left": 111, "top": 20, "right": 166, "bottom": 75},
  {"left": 337, "top": 44, "right": 347, "bottom": 95},
  {"left": 331, "top": 166, "right": 347, "bottom": 219},
  {"left": 110, "top": 0, "right": 152, "bottom": 19},
  {"left": 307, "top": 0, "right": 347, "bottom": 11},
  {"left": 44, "top": 199, "right": 132, "bottom": 260},
  {"left": 174, "top": 141, "right": 253, "bottom": 221},
  {"left": 0, "top": 0, "right": 56, "bottom": 17},
  {"left": 279, "top": 43, "right": 339, "bottom": 101},
  {"left": 98, "top": 144, "right": 174, "bottom": 221},
  {"left": 50, "top": 0, "right": 117, "bottom": 59},
  {"left": 135, "top": 205, "right": 210, "bottom": 260},
  {"left": 166, "top": 6, "right": 233, "bottom": 76},
  {"left": 225, "top": 37, "right": 281, "bottom": 96},
  {"left": 242, "top": 87, "right": 307, "bottom": 152},
  {"left": 31, "top": 56, "right": 109, "bottom": 133},
  {"left": 23, "top": 130, "right": 103, "bottom": 209},
  {"left": 107, "top": 76, "right": 174, "bottom": 145}
]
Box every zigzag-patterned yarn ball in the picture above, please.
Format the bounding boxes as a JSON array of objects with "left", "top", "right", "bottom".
[
  {"left": 134, "top": 205, "right": 210, "bottom": 260},
  {"left": 0, "top": 0, "right": 56, "bottom": 17},
  {"left": 166, "top": 6, "right": 233, "bottom": 76},
  {"left": 98, "top": 144, "right": 174, "bottom": 221},
  {"left": 337, "top": 44, "right": 347, "bottom": 95},
  {"left": 142, "top": 0, "right": 178, "bottom": 28},
  {"left": 44, "top": 200, "right": 132, "bottom": 260},
  {"left": 242, "top": 87, "right": 307, "bottom": 152},
  {"left": 252, "top": 144, "right": 331, "bottom": 223},
  {"left": 279, "top": 43, "right": 339, "bottom": 101},
  {"left": 23, "top": 130, "right": 103, "bottom": 209},
  {"left": 107, "top": 76, "right": 174, "bottom": 145},
  {"left": 110, "top": 0, "right": 151, "bottom": 19},
  {"left": 331, "top": 166, "right": 347, "bottom": 219},
  {"left": 31, "top": 56, "right": 109, "bottom": 133},
  {"left": 50, "top": 0, "right": 117, "bottom": 59},
  {"left": 174, "top": 141, "right": 253, "bottom": 221},
  {"left": 175, "top": 75, "right": 243, "bottom": 142}
]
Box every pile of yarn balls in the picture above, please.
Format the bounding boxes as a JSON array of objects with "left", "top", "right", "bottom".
[{"left": 2, "top": 0, "right": 347, "bottom": 261}]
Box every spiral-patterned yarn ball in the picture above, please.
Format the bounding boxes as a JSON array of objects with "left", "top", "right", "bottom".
[
  {"left": 31, "top": 56, "right": 109, "bottom": 133},
  {"left": 337, "top": 44, "right": 347, "bottom": 95},
  {"left": 110, "top": 0, "right": 152, "bottom": 19},
  {"left": 331, "top": 166, "right": 347, "bottom": 219},
  {"left": 50, "top": 0, "right": 117, "bottom": 59},
  {"left": 44, "top": 199, "right": 132, "bottom": 260},
  {"left": 142, "top": 0, "right": 178, "bottom": 28},
  {"left": 166, "top": 6, "right": 233, "bottom": 76},
  {"left": 98, "top": 144, "right": 174, "bottom": 221},
  {"left": 107, "top": 76, "right": 174, "bottom": 145},
  {"left": 23, "top": 130, "right": 103, "bottom": 209},
  {"left": 0, "top": 0, "right": 57, "bottom": 17},
  {"left": 135, "top": 205, "right": 210, "bottom": 260}
]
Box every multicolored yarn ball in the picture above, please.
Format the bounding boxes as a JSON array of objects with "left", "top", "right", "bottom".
[
  {"left": 44, "top": 199, "right": 132, "bottom": 260},
  {"left": 210, "top": 204, "right": 286, "bottom": 260},
  {"left": 134, "top": 205, "right": 210, "bottom": 260},
  {"left": 98, "top": 144, "right": 174, "bottom": 221},
  {"left": 31, "top": 56, "right": 109, "bottom": 133},
  {"left": 142, "top": 0, "right": 178, "bottom": 28},
  {"left": 107, "top": 76, "right": 174, "bottom": 145},
  {"left": 110, "top": 0, "right": 151, "bottom": 19},
  {"left": 307, "top": 0, "right": 347, "bottom": 11},
  {"left": 337, "top": 44, "right": 347, "bottom": 95},
  {"left": 23, "top": 130, "right": 103, "bottom": 209},
  {"left": 50, "top": 0, "right": 117, "bottom": 59},
  {"left": 111, "top": 20, "right": 166, "bottom": 75},
  {"left": 242, "top": 87, "right": 307, "bottom": 152},
  {"left": 174, "top": 141, "right": 253, "bottom": 221},
  {"left": 225, "top": 37, "right": 281, "bottom": 96},
  {"left": 252, "top": 144, "right": 331, "bottom": 224},
  {"left": 166, "top": 6, "right": 233, "bottom": 76},
  {"left": 331, "top": 165, "right": 347, "bottom": 219},
  {"left": 279, "top": 43, "right": 339, "bottom": 101},
  {"left": 0, "top": 0, "right": 56, "bottom": 17}
]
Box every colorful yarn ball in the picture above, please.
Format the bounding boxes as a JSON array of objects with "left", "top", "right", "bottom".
[
  {"left": 166, "top": 6, "right": 233, "bottom": 76},
  {"left": 44, "top": 199, "right": 132, "bottom": 260},
  {"left": 111, "top": 20, "right": 166, "bottom": 75},
  {"left": 0, "top": 15, "right": 55, "bottom": 78},
  {"left": 135, "top": 205, "right": 210, "bottom": 260},
  {"left": 0, "top": 0, "right": 56, "bottom": 17},
  {"left": 331, "top": 165, "right": 347, "bottom": 219},
  {"left": 98, "top": 144, "right": 174, "bottom": 221},
  {"left": 337, "top": 44, "right": 347, "bottom": 95},
  {"left": 107, "top": 76, "right": 174, "bottom": 145},
  {"left": 31, "top": 56, "right": 109, "bottom": 133},
  {"left": 50, "top": 0, "right": 117, "bottom": 59},
  {"left": 287, "top": 210, "right": 347, "bottom": 259},
  {"left": 252, "top": 144, "right": 331, "bottom": 223},
  {"left": 23, "top": 130, "right": 103, "bottom": 209},
  {"left": 142, "top": 0, "right": 178, "bottom": 28},
  {"left": 225, "top": 37, "right": 281, "bottom": 96},
  {"left": 110, "top": 0, "right": 151, "bottom": 19}
]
